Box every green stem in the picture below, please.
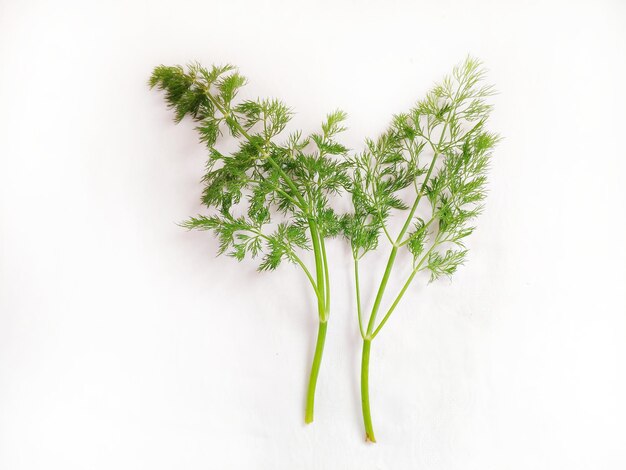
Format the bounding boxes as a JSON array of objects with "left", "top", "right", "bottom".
[
  {"left": 309, "top": 222, "right": 327, "bottom": 321},
  {"left": 371, "top": 236, "right": 441, "bottom": 339},
  {"left": 320, "top": 236, "right": 330, "bottom": 314},
  {"left": 358, "top": 94, "right": 460, "bottom": 442},
  {"left": 305, "top": 223, "right": 328, "bottom": 423},
  {"left": 371, "top": 269, "right": 418, "bottom": 340},
  {"left": 250, "top": 227, "right": 321, "bottom": 300},
  {"left": 361, "top": 339, "right": 376, "bottom": 442},
  {"left": 204, "top": 85, "right": 332, "bottom": 423},
  {"left": 365, "top": 247, "right": 398, "bottom": 337},
  {"left": 365, "top": 83, "right": 459, "bottom": 337},
  {"left": 305, "top": 319, "right": 328, "bottom": 424},
  {"left": 364, "top": 146, "right": 441, "bottom": 338},
  {"left": 354, "top": 258, "right": 365, "bottom": 339}
]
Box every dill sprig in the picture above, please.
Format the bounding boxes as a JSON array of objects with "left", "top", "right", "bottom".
[
  {"left": 149, "top": 62, "right": 349, "bottom": 424},
  {"left": 343, "top": 57, "right": 499, "bottom": 442},
  {"left": 149, "top": 58, "right": 498, "bottom": 441}
]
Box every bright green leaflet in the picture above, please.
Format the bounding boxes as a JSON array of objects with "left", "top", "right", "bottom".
[
  {"left": 149, "top": 63, "right": 349, "bottom": 424},
  {"left": 342, "top": 57, "right": 499, "bottom": 442}
]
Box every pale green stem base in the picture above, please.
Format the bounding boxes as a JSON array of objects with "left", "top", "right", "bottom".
[
  {"left": 305, "top": 320, "right": 328, "bottom": 424},
  {"left": 361, "top": 339, "right": 376, "bottom": 442}
]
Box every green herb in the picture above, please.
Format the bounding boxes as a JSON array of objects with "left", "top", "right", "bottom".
[
  {"left": 149, "top": 63, "right": 349, "bottom": 424},
  {"left": 149, "top": 58, "right": 498, "bottom": 440},
  {"left": 342, "top": 57, "right": 498, "bottom": 442}
]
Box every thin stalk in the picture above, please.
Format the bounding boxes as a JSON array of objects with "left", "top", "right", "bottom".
[
  {"left": 364, "top": 96, "right": 457, "bottom": 337},
  {"left": 292, "top": 256, "right": 322, "bottom": 302},
  {"left": 250, "top": 228, "right": 321, "bottom": 301},
  {"left": 370, "top": 249, "right": 431, "bottom": 339},
  {"left": 246, "top": 178, "right": 302, "bottom": 209},
  {"left": 354, "top": 258, "right": 366, "bottom": 339},
  {"left": 398, "top": 214, "right": 436, "bottom": 248},
  {"left": 309, "top": 222, "right": 327, "bottom": 321},
  {"left": 361, "top": 339, "right": 376, "bottom": 442},
  {"left": 371, "top": 268, "right": 419, "bottom": 339},
  {"left": 365, "top": 247, "right": 398, "bottom": 337},
  {"left": 205, "top": 85, "right": 332, "bottom": 423},
  {"left": 380, "top": 218, "right": 395, "bottom": 246},
  {"left": 358, "top": 99, "right": 458, "bottom": 441},
  {"left": 305, "top": 318, "right": 327, "bottom": 424},
  {"left": 320, "top": 236, "right": 331, "bottom": 315},
  {"left": 364, "top": 148, "right": 441, "bottom": 338},
  {"left": 304, "top": 222, "right": 330, "bottom": 423}
]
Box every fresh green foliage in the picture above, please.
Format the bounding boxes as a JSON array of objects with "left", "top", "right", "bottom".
[
  {"left": 149, "top": 62, "right": 350, "bottom": 424},
  {"left": 150, "top": 57, "right": 498, "bottom": 441},
  {"left": 149, "top": 63, "right": 348, "bottom": 272},
  {"left": 344, "top": 57, "right": 498, "bottom": 442}
]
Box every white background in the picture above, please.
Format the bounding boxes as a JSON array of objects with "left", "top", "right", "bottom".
[{"left": 1, "top": 0, "right": 625, "bottom": 468}]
